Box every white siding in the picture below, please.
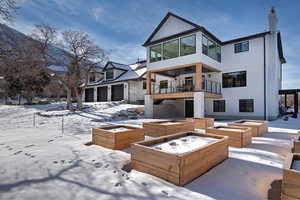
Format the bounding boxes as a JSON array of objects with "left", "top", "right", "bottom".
[{"left": 150, "top": 15, "right": 195, "bottom": 42}]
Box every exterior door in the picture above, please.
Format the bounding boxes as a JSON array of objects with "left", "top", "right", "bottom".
[
  {"left": 185, "top": 100, "right": 194, "bottom": 117},
  {"left": 97, "top": 86, "right": 107, "bottom": 102},
  {"left": 111, "top": 84, "right": 124, "bottom": 101},
  {"left": 85, "top": 88, "right": 94, "bottom": 102}
]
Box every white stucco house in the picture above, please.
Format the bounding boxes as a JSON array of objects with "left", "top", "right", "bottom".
[
  {"left": 83, "top": 60, "right": 147, "bottom": 104},
  {"left": 144, "top": 8, "right": 285, "bottom": 120}
]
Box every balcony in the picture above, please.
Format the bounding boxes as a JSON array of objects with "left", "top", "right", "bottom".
[
  {"left": 146, "top": 62, "right": 223, "bottom": 100},
  {"left": 151, "top": 79, "right": 222, "bottom": 100}
]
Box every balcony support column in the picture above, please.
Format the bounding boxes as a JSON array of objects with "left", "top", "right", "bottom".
[
  {"left": 195, "top": 63, "right": 202, "bottom": 92},
  {"left": 146, "top": 71, "right": 152, "bottom": 95},
  {"left": 194, "top": 91, "right": 204, "bottom": 118}
]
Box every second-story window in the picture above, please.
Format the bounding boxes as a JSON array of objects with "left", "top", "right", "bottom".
[
  {"left": 234, "top": 41, "right": 249, "bottom": 53},
  {"left": 163, "top": 39, "right": 179, "bottom": 60},
  {"left": 150, "top": 44, "right": 162, "bottom": 63},
  {"left": 202, "top": 35, "right": 221, "bottom": 62},
  {"left": 180, "top": 35, "right": 196, "bottom": 56},
  {"left": 222, "top": 71, "right": 247, "bottom": 88},
  {"left": 106, "top": 69, "right": 114, "bottom": 80}
]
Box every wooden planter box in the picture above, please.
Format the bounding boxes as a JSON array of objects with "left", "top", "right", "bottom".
[
  {"left": 292, "top": 139, "right": 300, "bottom": 153},
  {"left": 228, "top": 120, "right": 268, "bottom": 137},
  {"left": 186, "top": 118, "right": 214, "bottom": 129},
  {"left": 281, "top": 153, "right": 300, "bottom": 200},
  {"left": 92, "top": 125, "right": 144, "bottom": 150},
  {"left": 131, "top": 132, "right": 228, "bottom": 186},
  {"left": 205, "top": 126, "right": 252, "bottom": 148},
  {"left": 143, "top": 120, "right": 194, "bottom": 137}
]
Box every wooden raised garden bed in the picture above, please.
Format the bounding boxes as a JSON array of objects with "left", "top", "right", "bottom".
[
  {"left": 281, "top": 153, "right": 300, "bottom": 200},
  {"left": 186, "top": 118, "right": 214, "bottom": 129},
  {"left": 206, "top": 126, "right": 252, "bottom": 148},
  {"left": 143, "top": 120, "right": 194, "bottom": 137},
  {"left": 228, "top": 120, "right": 268, "bottom": 137},
  {"left": 131, "top": 132, "right": 228, "bottom": 186},
  {"left": 292, "top": 135, "right": 300, "bottom": 153},
  {"left": 92, "top": 125, "right": 144, "bottom": 150}
]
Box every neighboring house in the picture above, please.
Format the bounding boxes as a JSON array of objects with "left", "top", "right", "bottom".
[
  {"left": 144, "top": 8, "right": 285, "bottom": 120},
  {"left": 83, "top": 60, "right": 147, "bottom": 104}
]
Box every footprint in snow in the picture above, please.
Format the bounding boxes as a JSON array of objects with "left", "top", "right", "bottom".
[
  {"left": 61, "top": 160, "right": 65, "bottom": 164},
  {"left": 104, "top": 164, "right": 109, "bottom": 168},
  {"left": 95, "top": 163, "right": 103, "bottom": 168},
  {"left": 25, "top": 153, "right": 31, "bottom": 156},
  {"left": 13, "top": 151, "right": 22, "bottom": 155},
  {"left": 53, "top": 161, "right": 58, "bottom": 164},
  {"left": 0, "top": 143, "right": 5, "bottom": 146},
  {"left": 24, "top": 144, "right": 35, "bottom": 148},
  {"left": 114, "top": 182, "right": 122, "bottom": 187},
  {"left": 48, "top": 140, "right": 54, "bottom": 143},
  {"left": 30, "top": 155, "right": 35, "bottom": 158},
  {"left": 142, "top": 182, "right": 148, "bottom": 187},
  {"left": 162, "top": 190, "right": 168, "bottom": 196},
  {"left": 8, "top": 148, "right": 13, "bottom": 151}
]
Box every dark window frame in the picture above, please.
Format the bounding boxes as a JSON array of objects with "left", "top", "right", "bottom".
[
  {"left": 163, "top": 38, "right": 179, "bottom": 60},
  {"left": 234, "top": 41, "right": 249, "bottom": 53},
  {"left": 213, "top": 100, "right": 225, "bottom": 112},
  {"left": 159, "top": 80, "right": 168, "bottom": 89},
  {"left": 150, "top": 44, "right": 162, "bottom": 63},
  {"left": 202, "top": 35, "right": 221, "bottom": 63},
  {"left": 142, "top": 80, "right": 147, "bottom": 90},
  {"left": 222, "top": 71, "right": 247, "bottom": 88},
  {"left": 106, "top": 69, "right": 114, "bottom": 80},
  {"left": 239, "top": 99, "right": 254, "bottom": 112},
  {"left": 180, "top": 34, "right": 196, "bottom": 56}
]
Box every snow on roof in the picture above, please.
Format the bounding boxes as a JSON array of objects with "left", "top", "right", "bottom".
[{"left": 110, "top": 62, "right": 131, "bottom": 71}]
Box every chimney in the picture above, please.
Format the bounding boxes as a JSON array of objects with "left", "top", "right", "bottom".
[{"left": 268, "top": 7, "right": 278, "bottom": 34}]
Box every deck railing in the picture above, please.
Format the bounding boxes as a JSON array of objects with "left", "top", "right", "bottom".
[{"left": 152, "top": 79, "right": 221, "bottom": 95}]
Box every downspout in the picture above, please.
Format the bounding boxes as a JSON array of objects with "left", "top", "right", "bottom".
[{"left": 263, "top": 36, "right": 267, "bottom": 120}]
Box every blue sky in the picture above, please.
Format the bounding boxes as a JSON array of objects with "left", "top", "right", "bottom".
[{"left": 4, "top": 0, "right": 300, "bottom": 89}]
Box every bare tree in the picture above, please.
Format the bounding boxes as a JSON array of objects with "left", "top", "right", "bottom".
[
  {"left": 59, "top": 30, "right": 107, "bottom": 110},
  {"left": 32, "top": 25, "right": 108, "bottom": 110},
  {"left": 0, "top": 0, "right": 19, "bottom": 22}
]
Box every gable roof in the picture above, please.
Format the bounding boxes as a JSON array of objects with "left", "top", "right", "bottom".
[
  {"left": 143, "top": 12, "right": 221, "bottom": 46},
  {"left": 103, "top": 61, "right": 131, "bottom": 71},
  {"left": 222, "top": 31, "right": 271, "bottom": 45},
  {"left": 143, "top": 12, "right": 286, "bottom": 64}
]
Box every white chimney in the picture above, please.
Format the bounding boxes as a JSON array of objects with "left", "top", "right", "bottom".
[{"left": 268, "top": 7, "right": 278, "bottom": 34}]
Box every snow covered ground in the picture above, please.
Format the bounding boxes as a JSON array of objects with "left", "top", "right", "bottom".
[{"left": 0, "top": 102, "right": 299, "bottom": 200}]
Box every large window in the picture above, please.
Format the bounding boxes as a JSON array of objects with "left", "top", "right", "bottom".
[
  {"left": 106, "top": 69, "right": 114, "bottom": 80},
  {"left": 180, "top": 35, "right": 196, "bottom": 56},
  {"left": 159, "top": 80, "right": 168, "bottom": 89},
  {"left": 149, "top": 35, "right": 196, "bottom": 62},
  {"left": 150, "top": 44, "right": 162, "bottom": 62},
  {"left": 163, "top": 39, "right": 179, "bottom": 60},
  {"left": 213, "top": 100, "right": 225, "bottom": 112},
  {"left": 239, "top": 99, "right": 254, "bottom": 112},
  {"left": 143, "top": 80, "right": 146, "bottom": 90},
  {"left": 234, "top": 41, "right": 249, "bottom": 53},
  {"left": 222, "top": 71, "right": 246, "bottom": 88},
  {"left": 202, "top": 35, "right": 221, "bottom": 62}
]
